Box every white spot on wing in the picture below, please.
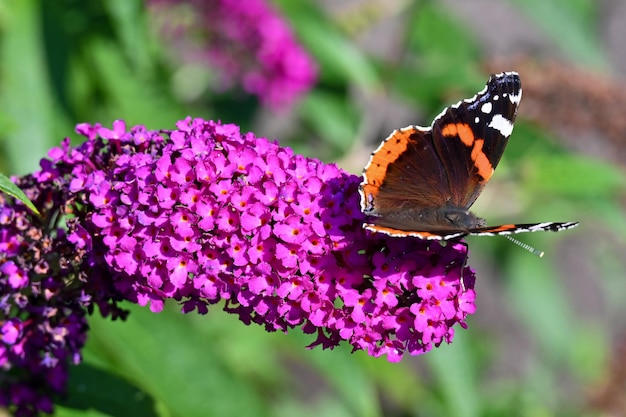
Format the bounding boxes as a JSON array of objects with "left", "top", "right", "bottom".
[
  {"left": 508, "top": 90, "right": 522, "bottom": 105},
  {"left": 488, "top": 114, "right": 514, "bottom": 137},
  {"left": 474, "top": 116, "right": 480, "bottom": 123},
  {"left": 481, "top": 102, "right": 492, "bottom": 114}
]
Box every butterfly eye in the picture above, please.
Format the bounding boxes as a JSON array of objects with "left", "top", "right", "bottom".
[
  {"left": 445, "top": 212, "right": 461, "bottom": 225},
  {"left": 444, "top": 210, "right": 481, "bottom": 229}
]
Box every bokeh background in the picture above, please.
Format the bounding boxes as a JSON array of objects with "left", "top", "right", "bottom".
[{"left": 2, "top": 0, "right": 626, "bottom": 416}]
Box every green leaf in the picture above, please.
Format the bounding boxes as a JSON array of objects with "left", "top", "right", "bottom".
[
  {"left": 87, "top": 39, "right": 187, "bottom": 128},
  {"left": 406, "top": 3, "right": 479, "bottom": 67},
  {"left": 303, "top": 349, "right": 381, "bottom": 417},
  {"left": 82, "top": 303, "right": 273, "bottom": 417},
  {"left": 58, "top": 364, "right": 158, "bottom": 417},
  {"left": 427, "top": 334, "right": 481, "bottom": 417},
  {"left": 522, "top": 154, "right": 626, "bottom": 199},
  {"left": 298, "top": 91, "right": 358, "bottom": 153},
  {"left": 274, "top": 0, "right": 380, "bottom": 90},
  {"left": 0, "top": 0, "right": 60, "bottom": 174},
  {"left": 360, "top": 355, "right": 426, "bottom": 411},
  {"left": 391, "top": 67, "right": 484, "bottom": 115},
  {"left": 103, "top": 0, "right": 151, "bottom": 70},
  {"left": 0, "top": 172, "right": 41, "bottom": 216},
  {"left": 389, "top": 2, "right": 487, "bottom": 112}
]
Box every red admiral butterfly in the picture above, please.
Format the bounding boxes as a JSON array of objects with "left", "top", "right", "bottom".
[{"left": 359, "top": 72, "right": 578, "bottom": 243}]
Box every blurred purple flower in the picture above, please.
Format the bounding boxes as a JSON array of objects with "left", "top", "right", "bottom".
[
  {"left": 1, "top": 117, "right": 476, "bottom": 415},
  {"left": 148, "top": 0, "right": 318, "bottom": 109}
]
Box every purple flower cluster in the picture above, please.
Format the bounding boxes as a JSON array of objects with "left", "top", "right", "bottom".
[
  {"left": 0, "top": 170, "right": 128, "bottom": 415},
  {"left": 1, "top": 117, "right": 476, "bottom": 414},
  {"left": 148, "top": 0, "right": 318, "bottom": 109},
  {"left": 66, "top": 118, "right": 476, "bottom": 360}
]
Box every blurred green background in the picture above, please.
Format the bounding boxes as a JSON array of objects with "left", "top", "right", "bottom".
[{"left": 2, "top": 0, "right": 626, "bottom": 416}]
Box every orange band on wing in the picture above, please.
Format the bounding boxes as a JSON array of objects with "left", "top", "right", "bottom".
[
  {"left": 362, "top": 128, "right": 415, "bottom": 199},
  {"left": 442, "top": 123, "right": 494, "bottom": 182},
  {"left": 441, "top": 123, "right": 474, "bottom": 146},
  {"left": 470, "top": 139, "right": 494, "bottom": 181},
  {"left": 364, "top": 224, "right": 466, "bottom": 240}
]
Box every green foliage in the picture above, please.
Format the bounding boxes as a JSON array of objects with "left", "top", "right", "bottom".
[
  {"left": 0, "top": 172, "right": 41, "bottom": 216},
  {"left": 506, "top": 0, "right": 608, "bottom": 69},
  {"left": 275, "top": 0, "right": 381, "bottom": 90},
  {"left": 299, "top": 91, "right": 359, "bottom": 154},
  {"left": 0, "top": 1, "right": 623, "bottom": 416}
]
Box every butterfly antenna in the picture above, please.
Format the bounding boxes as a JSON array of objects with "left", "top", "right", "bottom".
[{"left": 504, "top": 235, "right": 544, "bottom": 257}]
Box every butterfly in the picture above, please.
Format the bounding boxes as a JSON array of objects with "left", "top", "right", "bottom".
[{"left": 359, "top": 72, "right": 578, "bottom": 244}]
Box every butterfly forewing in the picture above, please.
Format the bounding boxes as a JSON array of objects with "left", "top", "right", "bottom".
[{"left": 430, "top": 72, "right": 522, "bottom": 208}]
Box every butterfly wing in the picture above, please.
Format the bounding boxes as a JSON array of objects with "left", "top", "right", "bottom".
[
  {"left": 360, "top": 126, "right": 449, "bottom": 215},
  {"left": 468, "top": 221, "right": 579, "bottom": 236},
  {"left": 431, "top": 72, "right": 521, "bottom": 208}
]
